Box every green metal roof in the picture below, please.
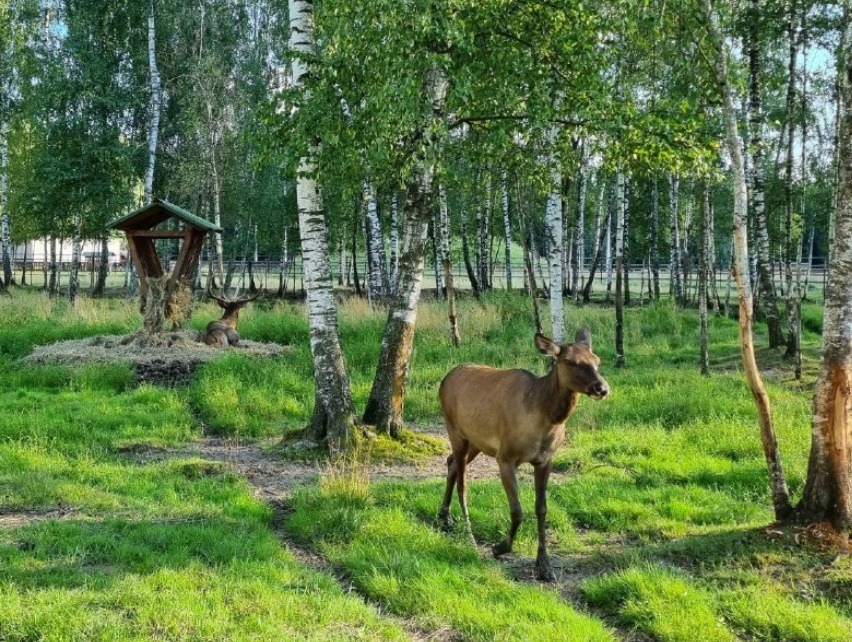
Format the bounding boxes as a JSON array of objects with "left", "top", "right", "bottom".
[{"left": 106, "top": 199, "right": 222, "bottom": 233}]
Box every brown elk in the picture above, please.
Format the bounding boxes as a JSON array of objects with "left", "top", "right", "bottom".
[
  {"left": 438, "top": 329, "right": 609, "bottom": 581},
  {"left": 199, "top": 288, "right": 262, "bottom": 346}
]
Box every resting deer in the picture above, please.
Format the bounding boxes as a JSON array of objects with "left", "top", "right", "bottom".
[
  {"left": 199, "top": 288, "right": 262, "bottom": 346},
  {"left": 438, "top": 329, "right": 609, "bottom": 581}
]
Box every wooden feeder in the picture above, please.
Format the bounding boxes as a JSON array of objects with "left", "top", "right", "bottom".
[{"left": 106, "top": 199, "right": 222, "bottom": 303}]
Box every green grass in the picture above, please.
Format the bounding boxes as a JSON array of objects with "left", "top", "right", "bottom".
[{"left": 1, "top": 288, "right": 851, "bottom": 641}]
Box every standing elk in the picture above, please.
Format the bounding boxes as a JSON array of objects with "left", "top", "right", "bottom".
[
  {"left": 199, "top": 288, "right": 262, "bottom": 346},
  {"left": 438, "top": 329, "right": 609, "bottom": 581}
]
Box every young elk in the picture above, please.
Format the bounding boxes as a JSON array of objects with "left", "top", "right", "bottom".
[
  {"left": 199, "top": 288, "right": 262, "bottom": 346},
  {"left": 438, "top": 329, "right": 609, "bottom": 581}
]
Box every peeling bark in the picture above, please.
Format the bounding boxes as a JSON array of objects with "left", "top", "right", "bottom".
[{"left": 796, "top": 10, "right": 852, "bottom": 535}]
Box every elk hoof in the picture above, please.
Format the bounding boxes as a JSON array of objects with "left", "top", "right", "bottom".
[
  {"left": 492, "top": 540, "right": 512, "bottom": 557},
  {"left": 535, "top": 554, "right": 556, "bottom": 582},
  {"left": 437, "top": 509, "right": 453, "bottom": 531}
]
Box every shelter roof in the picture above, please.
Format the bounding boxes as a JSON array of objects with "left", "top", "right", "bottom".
[{"left": 106, "top": 199, "right": 222, "bottom": 233}]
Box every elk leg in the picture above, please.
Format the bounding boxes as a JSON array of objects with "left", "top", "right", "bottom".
[
  {"left": 533, "top": 461, "right": 556, "bottom": 582},
  {"left": 439, "top": 454, "right": 457, "bottom": 529},
  {"left": 493, "top": 459, "right": 522, "bottom": 557},
  {"left": 454, "top": 443, "right": 473, "bottom": 538}
]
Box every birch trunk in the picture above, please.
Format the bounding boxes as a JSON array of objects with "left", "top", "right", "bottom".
[
  {"left": 363, "top": 64, "right": 449, "bottom": 436},
  {"left": 48, "top": 237, "right": 58, "bottom": 297},
  {"left": 615, "top": 173, "right": 625, "bottom": 368},
  {"left": 69, "top": 212, "right": 83, "bottom": 306},
  {"left": 572, "top": 146, "right": 587, "bottom": 301},
  {"left": 669, "top": 174, "right": 682, "bottom": 302},
  {"left": 0, "top": 80, "right": 10, "bottom": 289},
  {"left": 651, "top": 179, "right": 660, "bottom": 300},
  {"left": 501, "top": 169, "right": 513, "bottom": 289},
  {"left": 482, "top": 174, "right": 491, "bottom": 289},
  {"left": 705, "top": 0, "right": 793, "bottom": 521},
  {"left": 622, "top": 178, "right": 631, "bottom": 306},
  {"left": 546, "top": 161, "right": 566, "bottom": 343},
  {"left": 364, "top": 182, "right": 387, "bottom": 302},
  {"left": 797, "top": 13, "right": 852, "bottom": 532},
  {"left": 583, "top": 178, "right": 607, "bottom": 303},
  {"left": 289, "top": 0, "right": 356, "bottom": 452},
  {"left": 461, "top": 212, "right": 479, "bottom": 294},
  {"left": 1, "top": 0, "right": 13, "bottom": 290},
  {"left": 682, "top": 182, "right": 694, "bottom": 302},
  {"left": 389, "top": 195, "right": 399, "bottom": 294},
  {"left": 783, "top": 0, "right": 801, "bottom": 358},
  {"left": 93, "top": 236, "right": 109, "bottom": 296},
  {"left": 279, "top": 226, "right": 289, "bottom": 296},
  {"left": 563, "top": 177, "right": 573, "bottom": 295},
  {"left": 699, "top": 183, "right": 710, "bottom": 375},
  {"left": 438, "top": 183, "right": 451, "bottom": 294},
  {"left": 604, "top": 185, "right": 613, "bottom": 302},
  {"left": 143, "top": 0, "right": 161, "bottom": 205}
]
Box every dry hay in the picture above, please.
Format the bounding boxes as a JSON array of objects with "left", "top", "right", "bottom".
[
  {"left": 25, "top": 331, "right": 289, "bottom": 386},
  {"left": 142, "top": 277, "right": 194, "bottom": 333},
  {"left": 166, "top": 279, "right": 193, "bottom": 329}
]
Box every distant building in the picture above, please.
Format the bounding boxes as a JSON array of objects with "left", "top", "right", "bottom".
[{"left": 13, "top": 238, "right": 127, "bottom": 267}]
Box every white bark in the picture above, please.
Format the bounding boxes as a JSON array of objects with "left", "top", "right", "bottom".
[
  {"left": 573, "top": 145, "right": 587, "bottom": 301},
  {"left": 389, "top": 195, "right": 399, "bottom": 293},
  {"left": 501, "top": 169, "right": 513, "bottom": 289},
  {"left": 438, "top": 182, "right": 451, "bottom": 282},
  {"left": 1, "top": 2, "right": 15, "bottom": 287},
  {"left": 546, "top": 159, "right": 565, "bottom": 343},
  {"left": 615, "top": 173, "right": 625, "bottom": 368},
  {"left": 670, "top": 173, "right": 681, "bottom": 300},
  {"left": 69, "top": 211, "right": 83, "bottom": 305},
  {"left": 143, "top": 0, "right": 161, "bottom": 205},
  {"left": 364, "top": 181, "right": 386, "bottom": 301},
  {"left": 605, "top": 183, "right": 613, "bottom": 298},
  {"left": 289, "top": 0, "right": 355, "bottom": 449}
]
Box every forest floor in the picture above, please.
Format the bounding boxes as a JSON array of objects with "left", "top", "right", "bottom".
[{"left": 1, "top": 289, "right": 851, "bottom": 642}]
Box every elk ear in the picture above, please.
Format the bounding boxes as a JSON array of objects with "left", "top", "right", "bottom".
[
  {"left": 574, "top": 328, "right": 592, "bottom": 350},
  {"left": 535, "top": 333, "right": 560, "bottom": 357}
]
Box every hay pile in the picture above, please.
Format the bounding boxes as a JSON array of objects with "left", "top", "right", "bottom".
[
  {"left": 26, "top": 331, "right": 288, "bottom": 386},
  {"left": 142, "top": 277, "right": 193, "bottom": 333}
]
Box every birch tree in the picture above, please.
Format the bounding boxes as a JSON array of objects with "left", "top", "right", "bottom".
[
  {"left": 669, "top": 173, "right": 682, "bottom": 301},
  {"left": 362, "top": 62, "right": 450, "bottom": 436},
  {"left": 288, "top": 0, "right": 356, "bottom": 451},
  {"left": 748, "top": 0, "right": 785, "bottom": 347},
  {"left": 0, "top": 0, "right": 16, "bottom": 289},
  {"left": 144, "top": 0, "right": 161, "bottom": 205},
  {"left": 699, "top": 182, "right": 710, "bottom": 375},
  {"left": 545, "top": 156, "right": 566, "bottom": 343},
  {"left": 794, "top": 1, "right": 852, "bottom": 536},
  {"left": 704, "top": 0, "right": 793, "bottom": 521},
  {"left": 501, "top": 169, "right": 513, "bottom": 289},
  {"left": 614, "top": 172, "right": 626, "bottom": 368}
]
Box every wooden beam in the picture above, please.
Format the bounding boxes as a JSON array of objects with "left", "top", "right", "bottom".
[
  {"left": 167, "top": 230, "right": 197, "bottom": 293},
  {"left": 125, "top": 235, "right": 149, "bottom": 300},
  {"left": 127, "top": 229, "right": 189, "bottom": 239}
]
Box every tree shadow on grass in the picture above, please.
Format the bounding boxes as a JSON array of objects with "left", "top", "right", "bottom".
[{"left": 0, "top": 514, "right": 281, "bottom": 591}]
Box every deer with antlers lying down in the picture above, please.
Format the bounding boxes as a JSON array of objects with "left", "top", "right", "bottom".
[{"left": 199, "top": 288, "right": 262, "bottom": 346}]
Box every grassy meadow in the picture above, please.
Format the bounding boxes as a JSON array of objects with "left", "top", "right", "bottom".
[{"left": 0, "top": 286, "right": 850, "bottom": 641}]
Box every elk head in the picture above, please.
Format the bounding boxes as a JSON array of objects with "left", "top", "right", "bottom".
[
  {"left": 199, "top": 287, "right": 263, "bottom": 346},
  {"left": 535, "top": 329, "right": 610, "bottom": 400}
]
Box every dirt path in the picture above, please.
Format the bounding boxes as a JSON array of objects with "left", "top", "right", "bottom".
[{"left": 181, "top": 432, "right": 556, "bottom": 505}]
